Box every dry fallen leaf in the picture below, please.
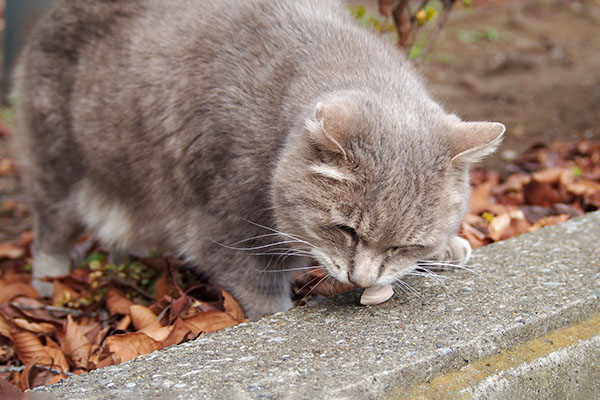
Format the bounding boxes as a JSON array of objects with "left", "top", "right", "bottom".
[
  {"left": 140, "top": 324, "right": 174, "bottom": 343},
  {"left": 528, "top": 214, "right": 571, "bottom": 232},
  {"left": 62, "top": 315, "right": 91, "bottom": 370},
  {"left": 523, "top": 181, "right": 563, "bottom": 207},
  {"left": 45, "top": 346, "right": 70, "bottom": 372},
  {"left": 184, "top": 311, "right": 239, "bottom": 333},
  {"left": 0, "top": 242, "right": 25, "bottom": 260},
  {"left": 531, "top": 167, "right": 563, "bottom": 184},
  {"left": 469, "top": 181, "right": 494, "bottom": 215},
  {"left": 19, "top": 363, "right": 60, "bottom": 391},
  {"left": 0, "top": 282, "right": 39, "bottom": 304},
  {"left": 0, "top": 314, "right": 11, "bottom": 338},
  {"left": 105, "top": 288, "right": 134, "bottom": 316},
  {"left": 488, "top": 213, "right": 512, "bottom": 242},
  {"left": 161, "top": 317, "right": 199, "bottom": 349},
  {"left": 154, "top": 271, "right": 180, "bottom": 299},
  {"left": 52, "top": 281, "right": 79, "bottom": 307},
  {"left": 130, "top": 304, "right": 162, "bottom": 331},
  {"left": 11, "top": 331, "right": 52, "bottom": 366},
  {"left": 222, "top": 290, "right": 247, "bottom": 322},
  {"left": 19, "top": 231, "right": 35, "bottom": 247},
  {"left": 116, "top": 315, "right": 132, "bottom": 331},
  {"left": 294, "top": 267, "right": 355, "bottom": 298},
  {"left": 565, "top": 179, "right": 600, "bottom": 197},
  {"left": 12, "top": 319, "right": 56, "bottom": 335},
  {"left": 77, "top": 318, "right": 104, "bottom": 346},
  {"left": 0, "top": 159, "right": 15, "bottom": 176},
  {"left": 103, "top": 332, "right": 161, "bottom": 363}
]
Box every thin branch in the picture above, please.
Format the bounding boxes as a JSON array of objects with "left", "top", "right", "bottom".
[
  {"left": 415, "top": 0, "right": 456, "bottom": 63},
  {"left": 106, "top": 276, "right": 156, "bottom": 301},
  {"left": 392, "top": 0, "right": 412, "bottom": 48},
  {"left": 0, "top": 365, "right": 25, "bottom": 373},
  {"left": 9, "top": 303, "right": 98, "bottom": 318},
  {"left": 0, "top": 364, "right": 76, "bottom": 376}
]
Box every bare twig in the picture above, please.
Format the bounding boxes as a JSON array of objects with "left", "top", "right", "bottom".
[
  {"left": 0, "top": 365, "right": 25, "bottom": 373},
  {"left": 0, "top": 364, "right": 76, "bottom": 376},
  {"left": 415, "top": 0, "right": 456, "bottom": 63},
  {"left": 392, "top": 0, "right": 412, "bottom": 48},
  {"left": 9, "top": 303, "right": 98, "bottom": 318},
  {"left": 106, "top": 276, "right": 156, "bottom": 301}
]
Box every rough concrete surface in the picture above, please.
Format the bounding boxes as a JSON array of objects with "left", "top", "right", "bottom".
[
  {"left": 34, "top": 212, "right": 600, "bottom": 399},
  {"left": 463, "top": 334, "right": 600, "bottom": 399}
]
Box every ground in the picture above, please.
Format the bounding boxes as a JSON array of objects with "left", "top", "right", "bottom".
[{"left": 420, "top": 0, "right": 600, "bottom": 171}]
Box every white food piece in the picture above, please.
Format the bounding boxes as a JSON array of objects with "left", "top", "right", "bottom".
[{"left": 360, "top": 285, "right": 394, "bottom": 305}]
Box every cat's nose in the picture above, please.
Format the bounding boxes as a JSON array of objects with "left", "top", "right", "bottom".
[{"left": 348, "top": 273, "right": 377, "bottom": 288}]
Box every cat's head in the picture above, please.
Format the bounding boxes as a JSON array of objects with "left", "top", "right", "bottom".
[{"left": 272, "top": 93, "right": 504, "bottom": 288}]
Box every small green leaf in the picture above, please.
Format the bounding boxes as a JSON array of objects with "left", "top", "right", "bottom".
[
  {"left": 408, "top": 45, "right": 423, "bottom": 60},
  {"left": 571, "top": 166, "right": 583, "bottom": 176},
  {"left": 349, "top": 5, "right": 366, "bottom": 19},
  {"left": 79, "top": 252, "right": 107, "bottom": 268},
  {"left": 89, "top": 260, "right": 102, "bottom": 271},
  {"left": 485, "top": 28, "right": 500, "bottom": 42}
]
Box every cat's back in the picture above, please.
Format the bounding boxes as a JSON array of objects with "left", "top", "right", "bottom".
[{"left": 17, "top": 0, "right": 142, "bottom": 89}]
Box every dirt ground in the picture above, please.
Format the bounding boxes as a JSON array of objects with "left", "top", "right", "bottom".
[
  {"left": 1, "top": 0, "right": 599, "bottom": 242},
  {"left": 419, "top": 0, "right": 600, "bottom": 171}
]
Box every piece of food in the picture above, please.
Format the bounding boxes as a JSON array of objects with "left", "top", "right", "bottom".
[{"left": 360, "top": 285, "right": 394, "bottom": 305}]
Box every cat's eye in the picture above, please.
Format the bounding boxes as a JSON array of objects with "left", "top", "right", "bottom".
[
  {"left": 387, "top": 245, "right": 425, "bottom": 255},
  {"left": 336, "top": 224, "right": 359, "bottom": 244},
  {"left": 387, "top": 246, "right": 406, "bottom": 255}
]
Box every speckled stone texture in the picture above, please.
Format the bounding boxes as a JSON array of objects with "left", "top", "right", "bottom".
[{"left": 35, "top": 212, "right": 600, "bottom": 399}]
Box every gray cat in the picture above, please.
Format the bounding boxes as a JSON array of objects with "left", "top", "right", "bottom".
[{"left": 13, "top": 0, "right": 504, "bottom": 320}]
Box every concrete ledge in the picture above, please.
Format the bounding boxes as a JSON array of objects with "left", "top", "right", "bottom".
[{"left": 36, "top": 212, "right": 600, "bottom": 399}]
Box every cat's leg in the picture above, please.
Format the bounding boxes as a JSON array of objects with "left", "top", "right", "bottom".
[
  {"left": 202, "top": 250, "right": 294, "bottom": 321},
  {"left": 238, "top": 276, "right": 294, "bottom": 321},
  {"left": 31, "top": 206, "right": 83, "bottom": 297},
  {"left": 444, "top": 236, "right": 472, "bottom": 265}
]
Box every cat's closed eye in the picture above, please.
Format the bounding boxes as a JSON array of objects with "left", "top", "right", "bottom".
[
  {"left": 336, "top": 224, "right": 359, "bottom": 244},
  {"left": 386, "top": 245, "right": 427, "bottom": 256}
]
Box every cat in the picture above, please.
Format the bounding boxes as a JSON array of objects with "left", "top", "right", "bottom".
[{"left": 13, "top": 0, "right": 504, "bottom": 320}]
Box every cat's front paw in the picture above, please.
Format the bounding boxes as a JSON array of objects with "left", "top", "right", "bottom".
[
  {"left": 444, "top": 236, "right": 472, "bottom": 265},
  {"left": 243, "top": 294, "right": 293, "bottom": 321},
  {"left": 32, "top": 250, "right": 72, "bottom": 297}
]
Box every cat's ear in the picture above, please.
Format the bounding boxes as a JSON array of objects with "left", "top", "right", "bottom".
[
  {"left": 307, "top": 102, "right": 353, "bottom": 159},
  {"left": 448, "top": 120, "right": 505, "bottom": 164}
]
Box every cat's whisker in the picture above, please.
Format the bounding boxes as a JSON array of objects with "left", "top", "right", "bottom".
[
  {"left": 210, "top": 238, "right": 307, "bottom": 252},
  {"left": 299, "top": 273, "right": 330, "bottom": 305},
  {"left": 394, "top": 278, "right": 426, "bottom": 302},
  {"left": 248, "top": 251, "right": 313, "bottom": 258},
  {"left": 256, "top": 266, "right": 319, "bottom": 273},
  {"left": 258, "top": 247, "right": 313, "bottom": 255},
  {"left": 419, "top": 260, "right": 480, "bottom": 273},
  {"left": 296, "top": 272, "right": 326, "bottom": 294},
  {"left": 229, "top": 233, "right": 285, "bottom": 246},
  {"left": 242, "top": 218, "right": 318, "bottom": 250},
  {"left": 392, "top": 282, "right": 410, "bottom": 298},
  {"left": 409, "top": 269, "right": 448, "bottom": 283},
  {"left": 293, "top": 268, "right": 320, "bottom": 283},
  {"left": 407, "top": 268, "right": 450, "bottom": 292},
  {"left": 256, "top": 244, "right": 314, "bottom": 257}
]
